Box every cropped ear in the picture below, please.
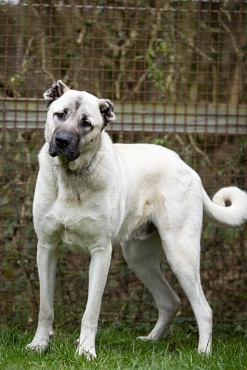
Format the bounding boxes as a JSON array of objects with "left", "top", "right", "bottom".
[
  {"left": 43, "top": 80, "right": 70, "bottom": 108},
  {"left": 98, "top": 99, "right": 116, "bottom": 128}
]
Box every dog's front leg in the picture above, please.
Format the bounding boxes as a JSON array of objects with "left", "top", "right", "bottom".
[
  {"left": 76, "top": 246, "right": 112, "bottom": 359},
  {"left": 27, "top": 243, "right": 58, "bottom": 352}
]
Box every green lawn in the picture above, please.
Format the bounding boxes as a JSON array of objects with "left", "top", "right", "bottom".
[{"left": 1, "top": 325, "right": 247, "bottom": 370}]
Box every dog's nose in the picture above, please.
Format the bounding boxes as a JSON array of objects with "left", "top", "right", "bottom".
[{"left": 55, "top": 133, "right": 71, "bottom": 148}]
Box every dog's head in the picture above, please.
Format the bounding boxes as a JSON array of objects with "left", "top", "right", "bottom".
[{"left": 43, "top": 80, "right": 116, "bottom": 166}]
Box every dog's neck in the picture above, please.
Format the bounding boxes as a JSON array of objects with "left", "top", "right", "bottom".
[{"left": 53, "top": 151, "right": 98, "bottom": 174}]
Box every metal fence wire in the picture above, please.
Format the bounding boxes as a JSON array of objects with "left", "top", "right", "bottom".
[{"left": 0, "top": 1, "right": 247, "bottom": 330}]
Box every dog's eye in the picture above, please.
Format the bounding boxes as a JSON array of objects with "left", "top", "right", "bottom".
[
  {"left": 54, "top": 109, "right": 69, "bottom": 121},
  {"left": 79, "top": 115, "right": 92, "bottom": 130},
  {"left": 55, "top": 112, "right": 65, "bottom": 120}
]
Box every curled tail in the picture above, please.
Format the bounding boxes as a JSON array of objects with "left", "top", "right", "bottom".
[{"left": 202, "top": 186, "right": 247, "bottom": 227}]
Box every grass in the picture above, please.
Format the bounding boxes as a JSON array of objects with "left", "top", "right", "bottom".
[{"left": 0, "top": 324, "right": 247, "bottom": 370}]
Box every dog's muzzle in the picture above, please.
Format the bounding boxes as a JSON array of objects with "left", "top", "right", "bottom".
[{"left": 49, "top": 128, "right": 81, "bottom": 161}]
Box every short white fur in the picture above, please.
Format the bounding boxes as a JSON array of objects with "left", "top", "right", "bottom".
[{"left": 27, "top": 80, "right": 247, "bottom": 359}]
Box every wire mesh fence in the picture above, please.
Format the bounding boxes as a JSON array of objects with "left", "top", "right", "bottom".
[{"left": 0, "top": 0, "right": 247, "bottom": 331}]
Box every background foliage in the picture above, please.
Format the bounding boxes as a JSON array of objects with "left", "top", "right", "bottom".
[{"left": 0, "top": 0, "right": 247, "bottom": 331}]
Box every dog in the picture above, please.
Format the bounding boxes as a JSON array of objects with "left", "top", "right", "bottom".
[{"left": 27, "top": 80, "right": 247, "bottom": 359}]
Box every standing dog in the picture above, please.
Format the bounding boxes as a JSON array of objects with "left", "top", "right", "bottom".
[{"left": 27, "top": 80, "right": 247, "bottom": 359}]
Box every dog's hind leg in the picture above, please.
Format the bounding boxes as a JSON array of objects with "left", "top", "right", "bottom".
[
  {"left": 121, "top": 232, "right": 181, "bottom": 341},
  {"left": 158, "top": 225, "right": 213, "bottom": 354}
]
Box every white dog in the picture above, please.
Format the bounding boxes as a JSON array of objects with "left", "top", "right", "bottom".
[{"left": 27, "top": 80, "right": 247, "bottom": 359}]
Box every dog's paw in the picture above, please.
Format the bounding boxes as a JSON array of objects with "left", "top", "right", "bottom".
[
  {"left": 137, "top": 335, "right": 159, "bottom": 342},
  {"left": 26, "top": 340, "right": 49, "bottom": 353},
  {"left": 75, "top": 343, "right": 96, "bottom": 360},
  {"left": 137, "top": 335, "right": 152, "bottom": 341}
]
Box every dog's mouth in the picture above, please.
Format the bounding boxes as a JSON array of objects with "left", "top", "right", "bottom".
[
  {"left": 49, "top": 129, "right": 81, "bottom": 162},
  {"left": 49, "top": 148, "right": 80, "bottom": 162}
]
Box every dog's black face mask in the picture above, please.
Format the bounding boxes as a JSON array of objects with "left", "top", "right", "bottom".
[
  {"left": 49, "top": 126, "right": 81, "bottom": 161},
  {"left": 44, "top": 81, "right": 116, "bottom": 163}
]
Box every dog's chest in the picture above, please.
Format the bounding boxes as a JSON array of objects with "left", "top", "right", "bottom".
[{"left": 43, "top": 198, "right": 106, "bottom": 252}]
